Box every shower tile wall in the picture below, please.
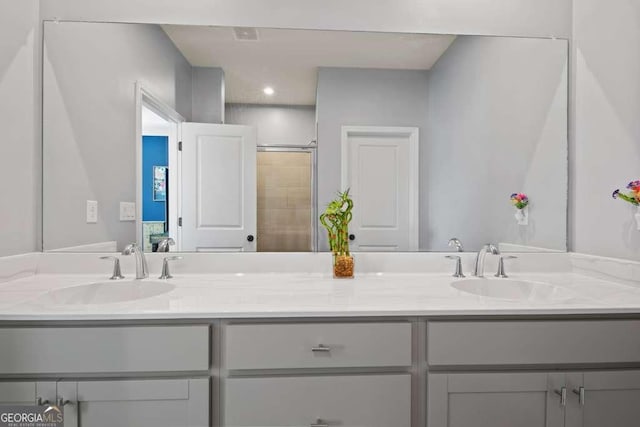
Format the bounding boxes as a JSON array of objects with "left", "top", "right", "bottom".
[{"left": 257, "top": 152, "right": 312, "bottom": 252}]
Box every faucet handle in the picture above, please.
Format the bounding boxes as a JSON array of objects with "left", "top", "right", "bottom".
[
  {"left": 484, "top": 243, "right": 500, "bottom": 255},
  {"left": 100, "top": 256, "right": 125, "bottom": 280},
  {"left": 448, "top": 238, "right": 464, "bottom": 252},
  {"left": 495, "top": 255, "right": 517, "bottom": 278},
  {"left": 157, "top": 237, "right": 175, "bottom": 253},
  {"left": 121, "top": 243, "right": 139, "bottom": 255},
  {"left": 445, "top": 255, "right": 465, "bottom": 278},
  {"left": 159, "top": 256, "right": 183, "bottom": 280}
]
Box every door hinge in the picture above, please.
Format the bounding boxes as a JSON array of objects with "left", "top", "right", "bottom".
[
  {"left": 178, "top": 141, "right": 182, "bottom": 151},
  {"left": 178, "top": 217, "right": 183, "bottom": 226}
]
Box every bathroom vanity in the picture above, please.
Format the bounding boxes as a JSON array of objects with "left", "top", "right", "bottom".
[
  {"left": 0, "top": 253, "right": 639, "bottom": 427},
  {"left": 10, "top": 13, "right": 636, "bottom": 427}
]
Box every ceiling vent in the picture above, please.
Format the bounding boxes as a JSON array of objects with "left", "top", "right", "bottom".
[{"left": 233, "top": 27, "right": 259, "bottom": 41}]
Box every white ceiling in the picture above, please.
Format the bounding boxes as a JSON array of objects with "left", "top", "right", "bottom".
[{"left": 161, "top": 25, "right": 456, "bottom": 106}]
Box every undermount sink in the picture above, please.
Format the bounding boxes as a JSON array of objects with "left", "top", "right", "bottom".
[
  {"left": 451, "top": 278, "right": 574, "bottom": 301},
  {"left": 43, "top": 280, "right": 175, "bottom": 305}
]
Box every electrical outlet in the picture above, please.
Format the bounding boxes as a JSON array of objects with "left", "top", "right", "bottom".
[
  {"left": 86, "top": 200, "right": 98, "bottom": 223},
  {"left": 119, "top": 202, "right": 136, "bottom": 221}
]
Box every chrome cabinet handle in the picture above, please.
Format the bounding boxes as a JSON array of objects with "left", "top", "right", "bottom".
[
  {"left": 37, "top": 397, "right": 50, "bottom": 406},
  {"left": 310, "top": 419, "right": 329, "bottom": 427},
  {"left": 555, "top": 387, "right": 567, "bottom": 406},
  {"left": 58, "top": 398, "right": 72, "bottom": 407},
  {"left": 573, "top": 387, "right": 585, "bottom": 406},
  {"left": 311, "top": 344, "right": 331, "bottom": 352}
]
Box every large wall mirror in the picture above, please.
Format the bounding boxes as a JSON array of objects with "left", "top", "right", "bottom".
[{"left": 42, "top": 22, "right": 568, "bottom": 253}]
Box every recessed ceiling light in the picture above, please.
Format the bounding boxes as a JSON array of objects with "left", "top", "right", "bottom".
[{"left": 263, "top": 86, "right": 275, "bottom": 96}]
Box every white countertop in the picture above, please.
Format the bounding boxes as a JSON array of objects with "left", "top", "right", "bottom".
[{"left": 1, "top": 271, "right": 640, "bottom": 321}]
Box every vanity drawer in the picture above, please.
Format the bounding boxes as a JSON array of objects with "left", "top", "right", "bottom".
[
  {"left": 0, "top": 325, "right": 209, "bottom": 374},
  {"left": 224, "top": 322, "right": 412, "bottom": 370},
  {"left": 428, "top": 320, "right": 640, "bottom": 367},
  {"left": 224, "top": 374, "right": 411, "bottom": 427}
]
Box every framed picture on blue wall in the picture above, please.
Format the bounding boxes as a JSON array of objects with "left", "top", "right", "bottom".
[{"left": 153, "top": 166, "right": 167, "bottom": 201}]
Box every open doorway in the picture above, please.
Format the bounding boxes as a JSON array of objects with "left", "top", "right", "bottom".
[{"left": 136, "top": 84, "right": 183, "bottom": 251}]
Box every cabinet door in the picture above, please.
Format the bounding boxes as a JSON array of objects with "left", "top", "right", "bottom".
[
  {"left": 0, "top": 382, "right": 55, "bottom": 405},
  {"left": 567, "top": 371, "right": 640, "bottom": 427},
  {"left": 224, "top": 374, "right": 411, "bottom": 427},
  {"left": 428, "top": 372, "right": 565, "bottom": 427},
  {"left": 57, "top": 378, "right": 208, "bottom": 427}
]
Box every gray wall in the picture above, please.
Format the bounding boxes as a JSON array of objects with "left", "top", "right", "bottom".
[
  {"left": 571, "top": 0, "right": 640, "bottom": 261},
  {"left": 0, "top": 0, "right": 39, "bottom": 257},
  {"left": 225, "top": 104, "right": 316, "bottom": 146},
  {"left": 316, "top": 68, "right": 430, "bottom": 251},
  {"left": 43, "top": 22, "right": 192, "bottom": 251},
  {"left": 426, "top": 36, "right": 568, "bottom": 251},
  {"left": 192, "top": 67, "right": 225, "bottom": 123},
  {"left": 39, "top": 0, "right": 571, "bottom": 39}
]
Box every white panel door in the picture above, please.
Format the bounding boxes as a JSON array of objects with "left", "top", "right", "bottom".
[
  {"left": 181, "top": 123, "right": 257, "bottom": 252},
  {"left": 341, "top": 126, "right": 419, "bottom": 251}
]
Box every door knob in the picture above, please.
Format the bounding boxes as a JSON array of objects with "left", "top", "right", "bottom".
[
  {"left": 348, "top": 234, "right": 355, "bottom": 241},
  {"left": 247, "top": 235, "right": 254, "bottom": 242}
]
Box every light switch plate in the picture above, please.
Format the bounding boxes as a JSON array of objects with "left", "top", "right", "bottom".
[
  {"left": 86, "top": 200, "right": 98, "bottom": 223},
  {"left": 119, "top": 202, "right": 136, "bottom": 221}
]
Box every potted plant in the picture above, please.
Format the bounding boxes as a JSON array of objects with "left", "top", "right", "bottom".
[{"left": 320, "top": 190, "right": 355, "bottom": 278}]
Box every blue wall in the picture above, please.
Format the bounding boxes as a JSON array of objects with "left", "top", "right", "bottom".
[{"left": 142, "top": 136, "right": 168, "bottom": 222}]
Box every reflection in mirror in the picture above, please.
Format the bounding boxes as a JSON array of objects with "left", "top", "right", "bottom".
[{"left": 42, "top": 22, "right": 567, "bottom": 253}]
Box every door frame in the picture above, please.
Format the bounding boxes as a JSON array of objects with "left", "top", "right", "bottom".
[
  {"left": 257, "top": 144, "right": 318, "bottom": 252},
  {"left": 340, "top": 126, "right": 420, "bottom": 251},
  {"left": 135, "top": 82, "right": 184, "bottom": 250}
]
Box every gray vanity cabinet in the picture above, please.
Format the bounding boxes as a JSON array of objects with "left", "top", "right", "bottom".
[
  {"left": 565, "top": 371, "right": 640, "bottom": 427},
  {"left": 224, "top": 374, "right": 411, "bottom": 427},
  {"left": 222, "top": 322, "right": 413, "bottom": 427},
  {"left": 57, "top": 378, "right": 209, "bottom": 427},
  {"left": 427, "top": 372, "right": 566, "bottom": 427},
  {"left": 0, "top": 326, "right": 211, "bottom": 427}
]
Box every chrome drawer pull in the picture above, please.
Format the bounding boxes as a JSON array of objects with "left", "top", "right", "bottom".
[
  {"left": 555, "top": 387, "right": 567, "bottom": 406},
  {"left": 573, "top": 387, "right": 585, "bottom": 406},
  {"left": 311, "top": 344, "right": 331, "bottom": 352},
  {"left": 310, "top": 419, "right": 329, "bottom": 427}
]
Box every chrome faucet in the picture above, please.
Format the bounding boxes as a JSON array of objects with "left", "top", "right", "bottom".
[
  {"left": 122, "top": 243, "right": 149, "bottom": 279},
  {"left": 448, "top": 237, "right": 464, "bottom": 252},
  {"left": 473, "top": 243, "right": 500, "bottom": 277},
  {"left": 156, "top": 237, "right": 175, "bottom": 253}
]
